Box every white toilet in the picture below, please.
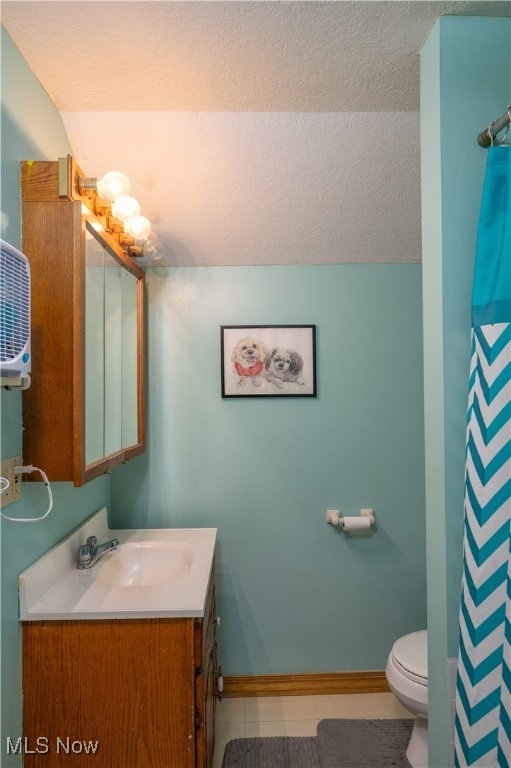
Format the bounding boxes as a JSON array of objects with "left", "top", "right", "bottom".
[{"left": 385, "top": 630, "right": 428, "bottom": 768}]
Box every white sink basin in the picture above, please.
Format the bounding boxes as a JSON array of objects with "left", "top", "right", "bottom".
[
  {"left": 19, "top": 508, "right": 217, "bottom": 619},
  {"left": 95, "top": 541, "right": 194, "bottom": 587}
]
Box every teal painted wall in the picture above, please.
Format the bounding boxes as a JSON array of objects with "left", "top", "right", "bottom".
[
  {"left": 0, "top": 27, "right": 111, "bottom": 767},
  {"left": 420, "top": 16, "right": 511, "bottom": 768},
  {"left": 112, "top": 264, "right": 426, "bottom": 673}
]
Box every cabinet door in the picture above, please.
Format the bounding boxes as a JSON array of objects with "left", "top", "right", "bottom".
[
  {"left": 22, "top": 619, "right": 197, "bottom": 768},
  {"left": 195, "top": 642, "right": 217, "bottom": 768}
]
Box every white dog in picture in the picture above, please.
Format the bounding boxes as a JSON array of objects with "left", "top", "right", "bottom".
[{"left": 231, "top": 337, "right": 268, "bottom": 387}]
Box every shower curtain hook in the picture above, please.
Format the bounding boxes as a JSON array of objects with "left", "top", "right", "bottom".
[
  {"left": 488, "top": 121, "right": 495, "bottom": 146},
  {"left": 504, "top": 107, "right": 511, "bottom": 145}
]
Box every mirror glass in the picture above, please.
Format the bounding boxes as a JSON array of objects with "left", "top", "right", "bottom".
[
  {"left": 121, "top": 269, "right": 138, "bottom": 448},
  {"left": 104, "top": 246, "right": 122, "bottom": 456},
  {"left": 85, "top": 223, "right": 140, "bottom": 466},
  {"left": 85, "top": 227, "right": 105, "bottom": 465}
]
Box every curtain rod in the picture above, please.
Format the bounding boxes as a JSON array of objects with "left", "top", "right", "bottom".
[{"left": 477, "top": 104, "right": 511, "bottom": 147}]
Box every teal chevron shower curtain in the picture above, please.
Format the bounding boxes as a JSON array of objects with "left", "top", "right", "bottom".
[{"left": 455, "top": 145, "right": 511, "bottom": 767}]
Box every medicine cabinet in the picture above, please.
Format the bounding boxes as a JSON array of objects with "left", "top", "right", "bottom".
[{"left": 21, "top": 157, "right": 145, "bottom": 486}]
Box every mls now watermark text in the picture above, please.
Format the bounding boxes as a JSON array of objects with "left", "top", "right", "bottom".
[{"left": 7, "top": 737, "right": 100, "bottom": 756}]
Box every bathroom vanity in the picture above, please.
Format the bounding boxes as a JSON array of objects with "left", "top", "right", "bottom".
[{"left": 19, "top": 510, "right": 220, "bottom": 767}]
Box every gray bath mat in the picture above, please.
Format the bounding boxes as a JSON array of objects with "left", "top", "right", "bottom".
[
  {"left": 222, "top": 719, "right": 413, "bottom": 768},
  {"left": 222, "top": 736, "right": 320, "bottom": 767},
  {"left": 317, "top": 718, "right": 413, "bottom": 767}
]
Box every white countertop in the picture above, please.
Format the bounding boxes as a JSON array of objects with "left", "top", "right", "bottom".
[{"left": 19, "top": 507, "right": 217, "bottom": 620}]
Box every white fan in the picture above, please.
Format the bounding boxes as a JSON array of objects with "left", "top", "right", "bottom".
[{"left": 0, "top": 239, "right": 31, "bottom": 388}]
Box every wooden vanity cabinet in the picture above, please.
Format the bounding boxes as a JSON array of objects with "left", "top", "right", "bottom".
[{"left": 22, "top": 572, "right": 219, "bottom": 767}]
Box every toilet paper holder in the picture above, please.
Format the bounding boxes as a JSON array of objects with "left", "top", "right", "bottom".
[{"left": 326, "top": 508, "right": 375, "bottom": 531}]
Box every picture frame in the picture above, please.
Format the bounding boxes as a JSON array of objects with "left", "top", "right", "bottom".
[{"left": 221, "top": 325, "right": 317, "bottom": 398}]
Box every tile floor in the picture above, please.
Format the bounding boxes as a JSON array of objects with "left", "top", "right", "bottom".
[{"left": 213, "top": 692, "right": 413, "bottom": 767}]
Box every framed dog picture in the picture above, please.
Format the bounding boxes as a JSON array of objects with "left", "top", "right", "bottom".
[{"left": 221, "top": 325, "right": 317, "bottom": 398}]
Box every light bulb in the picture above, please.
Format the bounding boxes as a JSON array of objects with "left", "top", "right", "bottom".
[
  {"left": 124, "top": 215, "right": 151, "bottom": 240},
  {"left": 143, "top": 230, "right": 162, "bottom": 260},
  {"left": 112, "top": 195, "right": 140, "bottom": 222},
  {"left": 96, "top": 171, "right": 131, "bottom": 201}
]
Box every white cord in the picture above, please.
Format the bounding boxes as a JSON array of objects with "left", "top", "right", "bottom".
[
  {"left": 0, "top": 465, "right": 53, "bottom": 522},
  {"left": 0, "top": 477, "right": 10, "bottom": 493}
]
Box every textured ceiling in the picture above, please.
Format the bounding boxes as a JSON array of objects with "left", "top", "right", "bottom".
[{"left": 2, "top": 1, "right": 510, "bottom": 265}]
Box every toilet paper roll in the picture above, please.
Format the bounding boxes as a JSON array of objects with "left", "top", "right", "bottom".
[{"left": 340, "top": 516, "right": 371, "bottom": 531}]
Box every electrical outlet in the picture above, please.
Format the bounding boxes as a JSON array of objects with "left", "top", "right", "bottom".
[{"left": 0, "top": 456, "right": 22, "bottom": 507}]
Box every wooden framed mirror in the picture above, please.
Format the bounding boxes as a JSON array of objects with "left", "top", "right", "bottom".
[{"left": 21, "top": 156, "right": 145, "bottom": 486}]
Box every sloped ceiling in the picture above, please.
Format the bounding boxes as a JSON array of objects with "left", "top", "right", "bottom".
[{"left": 2, "top": 1, "right": 509, "bottom": 265}]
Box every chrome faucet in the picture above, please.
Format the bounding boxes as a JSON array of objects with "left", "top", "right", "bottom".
[{"left": 77, "top": 535, "right": 120, "bottom": 569}]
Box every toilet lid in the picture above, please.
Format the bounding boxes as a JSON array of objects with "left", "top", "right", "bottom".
[{"left": 391, "top": 630, "right": 427, "bottom": 682}]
